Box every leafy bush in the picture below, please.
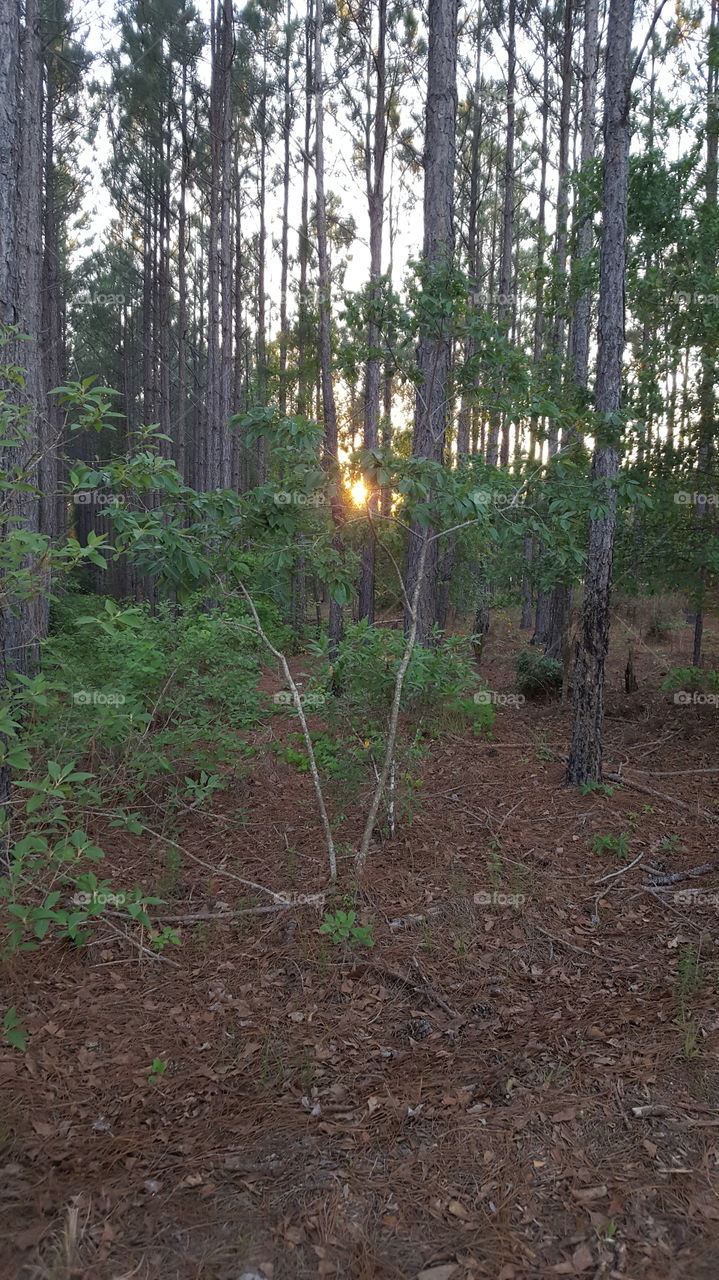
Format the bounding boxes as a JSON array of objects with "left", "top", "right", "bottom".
[
  {"left": 515, "top": 650, "right": 563, "bottom": 698},
  {"left": 321, "top": 621, "right": 480, "bottom": 716},
  {"left": 661, "top": 666, "right": 719, "bottom": 693}
]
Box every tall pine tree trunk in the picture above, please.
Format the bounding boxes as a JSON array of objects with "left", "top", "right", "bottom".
[
  {"left": 405, "top": 0, "right": 458, "bottom": 644},
  {"left": 278, "top": 0, "right": 292, "bottom": 419},
  {"left": 567, "top": 0, "right": 635, "bottom": 785},
  {"left": 358, "top": 0, "right": 387, "bottom": 623},
  {"left": 692, "top": 0, "right": 718, "bottom": 668},
  {"left": 497, "top": 0, "right": 516, "bottom": 467},
  {"left": 314, "top": 0, "right": 343, "bottom": 659}
]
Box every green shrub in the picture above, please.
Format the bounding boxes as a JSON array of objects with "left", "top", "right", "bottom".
[
  {"left": 321, "top": 621, "right": 480, "bottom": 715},
  {"left": 515, "top": 650, "right": 563, "bottom": 698},
  {"left": 661, "top": 666, "right": 719, "bottom": 693}
]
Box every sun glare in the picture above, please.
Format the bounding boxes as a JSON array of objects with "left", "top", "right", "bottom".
[{"left": 350, "top": 479, "right": 368, "bottom": 507}]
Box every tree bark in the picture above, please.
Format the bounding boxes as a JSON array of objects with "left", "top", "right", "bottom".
[
  {"left": 497, "top": 0, "right": 516, "bottom": 467},
  {"left": 314, "top": 0, "right": 343, "bottom": 660},
  {"left": 278, "top": 0, "right": 292, "bottom": 419},
  {"left": 568, "top": 0, "right": 600, "bottom": 394},
  {"left": 405, "top": 0, "right": 458, "bottom": 644},
  {"left": 567, "top": 0, "right": 635, "bottom": 785},
  {"left": 358, "top": 0, "right": 387, "bottom": 623},
  {"left": 692, "top": 0, "right": 718, "bottom": 668}
]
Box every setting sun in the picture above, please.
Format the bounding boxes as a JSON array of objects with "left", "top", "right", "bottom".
[{"left": 350, "top": 479, "right": 368, "bottom": 507}]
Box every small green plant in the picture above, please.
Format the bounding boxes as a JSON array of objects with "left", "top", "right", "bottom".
[
  {"left": 258, "top": 1035, "right": 286, "bottom": 1091},
  {"left": 595, "top": 1220, "right": 619, "bottom": 1246},
  {"left": 148, "top": 1057, "right": 168, "bottom": 1084},
  {"left": 419, "top": 917, "right": 435, "bottom": 953},
  {"left": 452, "top": 929, "right": 469, "bottom": 959},
  {"left": 591, "top": 832, "right": 630, "bottom": 858},
  {"left": 487, "top": 843, "right": 503, "bottom": 890},
  {"left": 319, "top": 909, "right": 374, "bottom": 947},
  {"left": 679, "top": 1019, "right": 700, "bottom": 1059},
  {"left": 2, "top": 1007, "right": 27, "bottom": 1051},
  {"left": 580, "top": 780, "right": 616, "bottom": 797},
  {"left": 675, "top": 944, "right": 703, "bottom": 1007},
  {"left": 515, "top": 650, "right": 562, "bottom": 699},
  {"left": 183, "top": 770, "right": 225, "bottom": 805}
]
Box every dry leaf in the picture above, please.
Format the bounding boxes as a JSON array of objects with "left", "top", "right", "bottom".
[
  {"left": 572, "top": 1186, "right": 607, "bottom": 1203},
  {"left": 448, "top": 1200, "right": 472, "bottom": 1221},
  {"left": 551, "top": 1106, "right": 579, "bottom": 1123},
  {"left": 690, "top": 1195, "right": 719, "bottom": 1220},
  {"left": 571, "top": 1243, "right": 594, "bottom": 1271},
  {"left": 417, "top": 1266, "right": 458, "bottom": 1280}
]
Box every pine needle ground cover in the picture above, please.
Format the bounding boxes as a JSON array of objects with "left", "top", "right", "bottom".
[{"left": 3, "top": 608, "right": 718, "bottom": 1280}]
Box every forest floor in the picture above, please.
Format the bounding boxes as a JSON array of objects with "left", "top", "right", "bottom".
[{"left": 3, "top": 605, "right": 719, "bottom": 1280}]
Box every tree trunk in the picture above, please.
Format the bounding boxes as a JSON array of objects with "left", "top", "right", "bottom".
[
  {"left": 567, "top": 0, "right": 635, "bottom": 785},
  {"left": 568, "top": 0, "right": 600, "bottom": 394},
  {"left": 297, "top": 2, "right": 313, "bottom": 417},
  {"left": 314, "top": 0, "right": 343, "bottom": 660},
  {"left": 278, "top": 0, "right": 292, "bottom": 419},
  {"left": 457, "top": 23, "right": 482, "bottom": 461},
  {"left": 692, "top": 0, "right": 718, "bottom": 668},
  {"left": 405, "top": 0, "right": 458, "bottom": 644},
  {"left": 497, "top": 0, "right": 516, "bottom": 468},
  {"left": 358, "top": 0, "right": 387, "bottom": 623},
  {"left": 4, "top": 0, "right": 45, "bottom": 675}
]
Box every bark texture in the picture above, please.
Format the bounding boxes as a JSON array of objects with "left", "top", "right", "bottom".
[
  {"left": 405, "top": 0, "right": 458, "bottom": 644},
  {"left": 567, "top": 0, "right": 635, "bottom": 784}
]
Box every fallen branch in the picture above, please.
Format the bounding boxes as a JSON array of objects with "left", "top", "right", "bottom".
[
  {"left": 353, "top": 958, "right": 459, "bottom": 1020},
  {"left": 534, "top": 924, "right": 595, "bottom": 960},
  {"left": 595, "top": 851, "right": 645, "bottom": 882},
  {"left": 107, "top": 897, "right": 327, "bottom": 924},
  {"left": 644, "top": 862, "right": 717, "bottom": 886},
  {"left": 102, "top": 918, "right": 181, "bottom": 968},
  {"left": 603, "top": 771, "right": 719, "bottom": 824},
  {"left": 127, "top": 823, "right": 296, "bottom": 903}
]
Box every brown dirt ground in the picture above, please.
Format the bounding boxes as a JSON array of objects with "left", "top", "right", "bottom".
[{"left": 2, "top": 607, "right": 719, "bottom": 1280}]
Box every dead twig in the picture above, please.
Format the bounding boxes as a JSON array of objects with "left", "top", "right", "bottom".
[
  {"left": 534, "top": 924, "right": 595, "bottom": 960},
  {"left": 354, "top": 959, "right": 460, "bottom": 1020},
  {"left": 107, "top": 903, "right": 320, "bottom": 924},
  {"left": 603, "top": 771, "right": 719, "bottom": 824},
  {"left": 595, "top": 851, "right": 646, "bottom": 883},
  {"left": 644, "top": 862, "right": 717, "bottom": 886},
  {"left": 102, "top": 919, "right": 181, "bottom": 968}
]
